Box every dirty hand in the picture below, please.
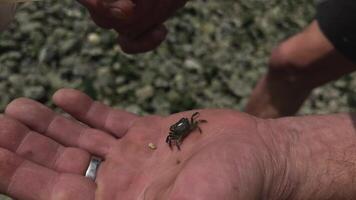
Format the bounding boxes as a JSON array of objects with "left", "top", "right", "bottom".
[
  {"left": 78, "top": 0, "right": 187, "bottom": 54},
  {"left": 2, "top": 89, "right": 356, "bottom": 199}
]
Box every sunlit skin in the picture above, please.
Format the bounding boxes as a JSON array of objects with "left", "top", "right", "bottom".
[
  {"left": 2, "top": 89, "right": 356, "bottom": 199},
  {"left": 0, "top": 89, "right": 277, "bottom": 200}
]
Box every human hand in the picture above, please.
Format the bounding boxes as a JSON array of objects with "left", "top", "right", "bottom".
[
  {"left": 79, "top": 0, "right": 187, "bottom": 54},
  {"left": 0, "top": 88, "right": 293, "bottom": 200}
]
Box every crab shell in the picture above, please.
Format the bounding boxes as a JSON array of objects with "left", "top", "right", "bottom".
[{"left": 0, "top": 3, "right": 17, "bottom": 32}]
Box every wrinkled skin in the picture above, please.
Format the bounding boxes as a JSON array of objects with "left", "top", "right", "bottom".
[
  {"left": 0, "top": 88, "right": 284, "bottom": 200},
  {"left": 78, "top": 0, "right": 187, "bottom": 53},
  {"left": 3, "top": 89, "right": 356, "bottom": 200}
]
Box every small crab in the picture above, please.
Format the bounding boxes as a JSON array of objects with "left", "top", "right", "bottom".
[{"left": 166, "top": 112, "right": 207, "bottom": 150}]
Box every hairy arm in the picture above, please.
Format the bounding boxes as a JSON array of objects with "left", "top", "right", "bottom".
[{"left": 268, "top": 113, "right": 356, "bottom": 199}]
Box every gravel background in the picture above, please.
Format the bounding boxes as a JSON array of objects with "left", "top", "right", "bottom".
[{"left": 1, "top": 0, "right": 356, "bottom": 199}]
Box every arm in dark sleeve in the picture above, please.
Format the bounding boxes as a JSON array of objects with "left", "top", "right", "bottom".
[{"left": 316, "top": 0, "right": 356, "bottom": 63}]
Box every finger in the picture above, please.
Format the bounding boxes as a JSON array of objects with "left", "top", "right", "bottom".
[
  {"left": 80, "top": 0, "right": 134, "bottom": 29},
  {"left": 101, "top": 0, "right": 135, "bottom": 20},
  {"left": 5, "top": 98, "right": 115, "bottom": 157},
  {"left": 117, "top": 24, "right": 167, "bottom": 54},
  {"left": 53, "top": 88, "right": 139, "bottom": 138},
  {"left": 0, "top": 148, "right": 95, "bottom": 200},
  {"left": 77, "top": 0, "right": 114, "bottom": 29},
  {"left": 89, "top": 10, "right": 114, "bottom": 29},
  {"left": 0, "top": 115, "right": 91, "bottom": 174}
]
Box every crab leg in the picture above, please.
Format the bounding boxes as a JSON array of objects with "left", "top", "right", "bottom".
[
  {"left": 198, "top": 119, "right": 207, "bottom": 123},
  {"left": 197, "top": 126, "right": 202, "bottom": 133},
  {"left": 191, "top": 112, "right": 200, "bottom": 122},
  {"left": 176, "top": 140, "right": 181, "bottom": 150}
]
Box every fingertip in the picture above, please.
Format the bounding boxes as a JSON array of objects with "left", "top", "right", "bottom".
[
  {"left": 52, "top": 88, "right": 78, "bottom": 105},
  {"left": 5, "top": 97, "right": 31, "bottom": 117},
  {"left": 52, "top": 88, "right": 93, "bottom": 117},
  {"left": 5, "top": 98, "right": 54, "bottom": 133},
  {"left": 53, "top": 88, "right": 88, "bottom": 103}
]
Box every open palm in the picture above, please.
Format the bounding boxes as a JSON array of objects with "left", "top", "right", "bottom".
[{"left": 0, "top": 89, "right": 275, "bottom": 200}]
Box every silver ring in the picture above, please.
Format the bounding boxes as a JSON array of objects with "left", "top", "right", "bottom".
[{"left": 85, "top": 156, "right": 102, "bottom": 181}]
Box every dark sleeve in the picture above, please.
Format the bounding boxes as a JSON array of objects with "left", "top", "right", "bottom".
[{"left": 316, "top": 0, "right": 356, "bottom": 63}]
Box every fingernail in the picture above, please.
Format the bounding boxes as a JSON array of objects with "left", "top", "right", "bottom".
[
  {"left": 106, "top": 0, "right": 135, "bottom": 20},
  {"left": 110, "top": 7, "right": 127, "bottom": 19}
]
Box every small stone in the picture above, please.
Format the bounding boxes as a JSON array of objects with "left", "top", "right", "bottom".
[
  {"left": 135, "top": 85, "right": 154, "bottom": 101},
  {"left": 87, "top": 33, "right": 100, "bottom": 45},
  {"left": 148, "top": 143, "right": 157, "bottom": 150}
]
